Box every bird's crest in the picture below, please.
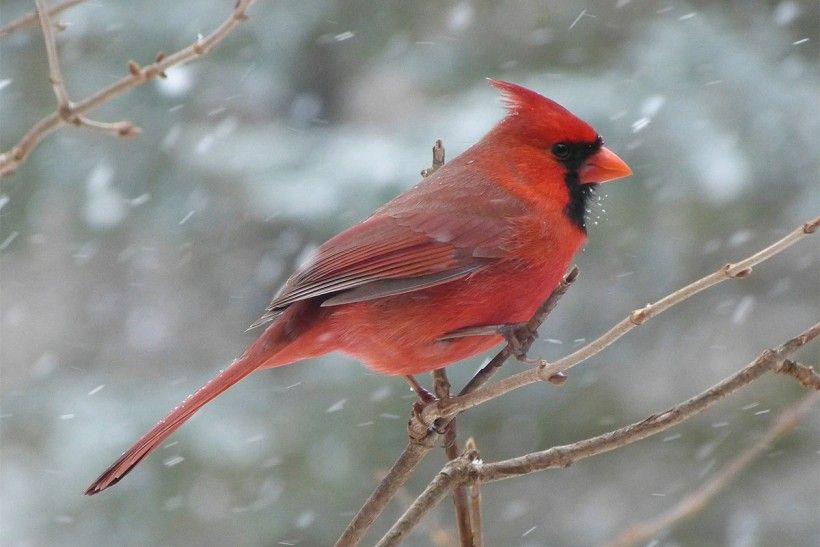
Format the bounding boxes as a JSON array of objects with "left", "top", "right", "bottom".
[
  {"left": 489, "top": 79, "right": 561, "bottom": 114},
  {"left": 488, "top": 79, "right": 597, "bottom": 144}
]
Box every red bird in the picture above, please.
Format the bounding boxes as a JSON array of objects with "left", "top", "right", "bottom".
[{"left": 86, "top": 80, "right": 631, "bottom": 495}]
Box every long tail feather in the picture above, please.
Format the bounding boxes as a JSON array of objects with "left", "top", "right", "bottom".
[{"left": 85, "top": 315, "right": 297, "bottom": 495}]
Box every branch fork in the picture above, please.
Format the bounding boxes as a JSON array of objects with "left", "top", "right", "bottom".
[
  {"left": 1, "top": 0, "right": 257, "bottom": 176},
  {"left": 33, "top": 0, "right": 138, "bottom": 141}
]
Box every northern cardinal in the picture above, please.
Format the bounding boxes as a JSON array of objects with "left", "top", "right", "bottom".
[{"left": 86, "top": 80, "right": 631, "bottom": 495}]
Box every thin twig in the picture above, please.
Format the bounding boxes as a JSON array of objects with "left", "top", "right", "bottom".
[
  {"left": 425, "top": 217, "right": 820, "bottom": 423},
  {"left": 775, "top": 359, "right": 820, "bottom": 389},
  {"left": 335, "top": 442, "right": 436, "bottom": 547},
  {"left": 420, "top": 139, "right": 445, "bottom": 177},
  {"left": 0, "top": 0, "right": 87, "bottom": 38},
  {"left": 35, "top": 0, "right": 71, "bottom": 112},
  {"left": 376, "top": 452, "right": 482, "bottom": 547},
  {"left": 432, "top": 369, "right": 473, "bottom": 547},
  {"left": 75, "top": 116, "right": 139, "bottom": 137},
  {"left": 0, "top": 0, "right": 256, "bottom": 177},
  {"left": 608, "top": 390, "right": 819, "bottom": 547},
  {"left": 382, "top": 467, "right": 457, "bottom": 546},
  {"left": 464, "top": 437, "right": 483, "bottom": 547},
  {"left": 377, "top": 323, "right": 819, "bottom": 545},
  {"left": 336, "top": 267, "right": 579, "bottom": 545},
  {"left": 478, "top": 324, "right": 819, "bottom": 480},
  {"left": 33, "top": 0, "right": 139, "bottom": 137}
]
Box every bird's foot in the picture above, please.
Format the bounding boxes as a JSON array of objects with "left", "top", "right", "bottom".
[
  {"left": 498, "top": 323, "right": 540, "bottom": 364},
  {"left": 403, "top": 375, "right": 448, "bottom": 441}
]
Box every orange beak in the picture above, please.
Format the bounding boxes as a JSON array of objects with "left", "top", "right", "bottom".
[{"left": 578, "top": 146, "right": 632, "bottom": 184}]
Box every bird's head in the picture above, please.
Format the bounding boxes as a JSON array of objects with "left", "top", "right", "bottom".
[
  {"left": 487, "top": 79, "right": 631, "bottom": 231},
  {"left": 489, "top": 79, "right": 632, "bottom": 186}
]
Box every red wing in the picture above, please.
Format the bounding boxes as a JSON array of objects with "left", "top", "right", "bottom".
[
  {"left": 249, "top": 165, "right": 528, "bottom": 329},
  {"left": 250, "top": 216, "right": 510, "bottom": 328}
]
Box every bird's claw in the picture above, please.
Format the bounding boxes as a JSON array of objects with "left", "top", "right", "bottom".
[
  {"left": 408, "top": 398, "right": 448, "bottom": 443},
  {"left": 403, "top": 374, "right": 452, "bottom": 442},
  {"left": 403, "top": 374, "right": 445, "bottom": 439},
  {"left": 413, "top": 402, "right": 446, "bottom": 434},
  {"left": 499, "top": 322, "right": 539, "bottom": 362}
]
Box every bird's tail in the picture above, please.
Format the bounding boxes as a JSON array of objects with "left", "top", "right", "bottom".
[{"left": 84, "top": 304, "right": 312, "bottom": 496}]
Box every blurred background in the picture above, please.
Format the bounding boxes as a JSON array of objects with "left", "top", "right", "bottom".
[{"left": 1, "top": 1, "right": 818, "bottom": 545}]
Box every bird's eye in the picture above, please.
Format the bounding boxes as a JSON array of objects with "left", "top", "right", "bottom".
[{"left": 552, "top": 142, "right": 571, "bottom": 160}]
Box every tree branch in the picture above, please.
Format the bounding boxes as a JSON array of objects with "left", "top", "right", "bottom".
[
  {"left": 420, "top": 139, "right": 445, "bottom": 177},
  {"left": 0, "top": 0, "right": 256, "bottom": 177},
  {"left": 32, "top": 0, "right": 136, "bottom": 138},
  {"left": 0, "top": 0, "right": 87, "bottom": 38},
  {"left": 35, "top": 0, "right": 71, "bottom": 111},
  {"left": 424, "top": 217, "right": 820, "bottom": 423},
  {"left": 335, "top": 442, "right": 437, "bottom": 547},
  {"left": 376, "top": 453, "right": 481, "bottom": 547},
  {"left": 608, "top": 389, "right": 819, "bottom": 547},
  {"left": 432, "top": 369, "right": 473, "bottom": 546},
  {"left": 377, "top": 323, "right": 819, "bottom": 545},
  {"left": 775, "top": 359, "right": 820, "bottom": 389},
  {"left": 478, "top": 326, "right": 818, "bottom": 481},
  {"left": 464, "top": 437, "right": 483, "bottom": 547}
]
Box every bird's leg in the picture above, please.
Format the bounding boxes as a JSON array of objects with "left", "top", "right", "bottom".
[
  {"left": 431, "top": 369, "right": 457, "bottom": 447},
  {"left": 403, "top": 375, "right": 436, "bottom": 403}
]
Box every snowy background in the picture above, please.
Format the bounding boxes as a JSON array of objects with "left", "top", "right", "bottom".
[{"left": 1, "top": 1, "right": 818, "bottom": 545}]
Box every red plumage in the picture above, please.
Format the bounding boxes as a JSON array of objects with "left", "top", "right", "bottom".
[{"left": 85, "top": 80, "right": 631, "bottom": 495}]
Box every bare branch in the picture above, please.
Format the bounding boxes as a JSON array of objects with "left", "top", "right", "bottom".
[
  {"left": 383, "top": 468, "right": 457, "bottom": 546},
  {"left": 335, "top": 443, "right": 434, "bottom": 547},
  {"left": 0, "top": 0, "right": 87, "bottom": 38},
  {"left": 376, "top": 455, "right": 480, "bottom": 547},
  {"left": 35, "top": 0, "right": 71, "bottom": 112},
  {"left": 77, "top": 117, "right": 141, "bottom": 137},
  {"left": 479, "top": 324, "right": 818, "bottom": 481},
  {"left": 31, "top": 0, "right": 140, "bottom": 145},
  {"left": 420, "top": 139, "right": 445, "bottom": 177},
  {"left": 775, "top": 359, "right": 820, "bottom": 389},
  {"left": 425, "top": 217, "right": 820, "bottom": 423},
  {"left": 432, "top": 369, "right": 473, "bottom": 546},
  {"left": 609, "top": 391, "right": 819, "bottom": 547},
  {"left": 341, "top": 218, "right": 815, "bottom": 544},
  {"left": 465, "top": 438, "right": 483, "bottom": 547},
  {"left": 0, "top": 0, "right": 257, "bottom": 177},
  {"left": 378, "top": 323, "right": 819, "bottom": 544}
]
